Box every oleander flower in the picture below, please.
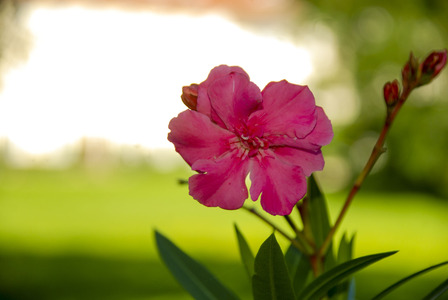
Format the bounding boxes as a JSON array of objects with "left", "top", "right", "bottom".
[{"left": 168, "top": 65, "right": 333, "bottom": 215}]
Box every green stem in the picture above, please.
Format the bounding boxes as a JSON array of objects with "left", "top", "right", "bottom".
[
  {"left": 284, "top": 215, "right": 315, "bottom": 250},
  {"left": 297, "top": 197, "right": 315, "bottom": 245},
  {"left": 317, "top": 85, "right": 414, "bottom": 257},
  {"left": 243, "top": 206, "right": 313, "bottom": 255},
  {"left": 310, "top": 253, "right": 325, "bottom": 278},
  {"left": 284, "top": 215, "right": 299, "bottom": 233}
]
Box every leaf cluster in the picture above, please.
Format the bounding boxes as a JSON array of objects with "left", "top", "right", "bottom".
[
  {"left": 155, "top": 229, "right": 448, "bottom": 299},
  {"left": 155, "top": 176, "right": 447, "bottom": 299}
]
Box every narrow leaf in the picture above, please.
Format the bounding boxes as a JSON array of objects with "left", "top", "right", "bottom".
[
  {"left": 298, "top": 251, "right": 397, "bottom": 300},
  {"left": 155, "top": 231, "right": 239, "bottom": 300},
  {"left": 324, "top": 242, "right": 337, "bottom": 271},
  {"left": 252, "top": 234, "right": 295, "bottom": 300},
  {"left": 285, "top": 244, "right": 303, "bottom": 278},
  {"left": 307, "top": 175, "right": 331, "bottom": 248},
  {"left": 329, "top": 278, "right": 356, "bottom": 300},
  {"left": 422, "top": 278, "right": 448, "bottom": 300},
  {"left": 292, "top": 254, "right": 312, "bottom": 295},
  {"left": 285, "top": 244, "right": 312, "bottom": 295},
  {"left": 328, "top": 233, "right": 356, "bottom": 299},
  {"left": 372, "top": 261, "right": 448, "bottom": 300},
  {"left": 234, "top": 224, "right": 255, "bottom": 279},
  {"left": 337, "top": 233, "right": 355, "bottom": 264}
]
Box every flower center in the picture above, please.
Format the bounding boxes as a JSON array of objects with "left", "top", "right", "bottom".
[{"left": 233, "top": 126, "right": 269, "bottom": 158}]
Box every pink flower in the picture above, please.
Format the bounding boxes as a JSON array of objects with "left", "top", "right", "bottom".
[{"left": 168, "top": 65, "right": 333, "bottom": 215}]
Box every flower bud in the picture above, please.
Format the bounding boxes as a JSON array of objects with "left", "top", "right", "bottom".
[
  {"left": 383, "top": 79, "right": 400, "bottom": 107},
  {"left": 181, "top": 84, "right": 199, "bottom": 110},
  {"left": 418, "top": 49, "right": 447, "bottom": 86},
  {"left": 401, "top": 52, "right": 419, "bottom": 90}
]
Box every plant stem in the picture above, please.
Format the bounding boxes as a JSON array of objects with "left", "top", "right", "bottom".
[
  {"left": 243, "top": 206, "right": 313, "bottom": 255},
  {"left": 284, "top": 215, "right": 300, "bottom": 233},
  {"left": 317, "top": 85, "right": 414, "bottom": 257},
  {"left": 297, "top": 197, "right": 315, "bottom": 245},
  {"left": 284, "top": 215, "right": 315, "bottom": 250},
  {"left": 310, "top": 253, "right": 325, "bottom": 278}
]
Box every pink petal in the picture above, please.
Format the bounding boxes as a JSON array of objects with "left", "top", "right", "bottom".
[
  {"left": 251, "top": 80, "right": 317, "bottom": 138},
  {"left": 196, "top": 65, "right": 250, "bottom": 119},
  {"left": 306, "top": 107, "right": 334, "bottom": 146},
  {"left": 168, "top": 110, "right": 235, "bottom": 166},
  {"left": 249, "top": 153, "right": 307, "bottom": 215},
  {"left": 268, "top": 107, "right": 333, "bottom": 149},
  {"left": 189, "top": 151, "right": 250, "bottom": 210},
  {"left": 207, "top": 72, "right": 262, "bottom": 130},
  {"left": 273, "top": 147, "right": 324, "bottom": 176}
]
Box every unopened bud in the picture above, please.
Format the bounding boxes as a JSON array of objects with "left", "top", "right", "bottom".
[
  {"left": 401, "top": 52, "right": 419, "bottom": 90},
  {"left": 181, "top": 84, "right": 199, "bottom": 110},
  {"left": 418, "top": 49, "right": 447, "bottom": 86},
  {"left": 383, "top": 79, "right": 400, "bottom": 107}
]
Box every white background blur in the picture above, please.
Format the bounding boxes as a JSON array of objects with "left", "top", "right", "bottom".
[{"left": 0, "top": 1, "right": 356, "bottom": 187}]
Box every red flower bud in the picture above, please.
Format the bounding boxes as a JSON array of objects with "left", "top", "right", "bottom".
[
  {"left": 181, "top": 84, "right": 199, "bottom": 110},
  {"left": 401, "top": 52, "right": 419, "bottom": 90},
  {"left": 418, "top": 49, "right": 447, "bottom": 86},
  {"left": 383, "top": 79, "right": 400, "bottom": 107}
]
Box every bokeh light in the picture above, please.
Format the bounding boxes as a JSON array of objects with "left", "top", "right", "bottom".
[{"left": 0, "top": 4, "right": 314, "bottom": 166}]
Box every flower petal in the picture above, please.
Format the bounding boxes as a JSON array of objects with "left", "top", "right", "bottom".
[
  {"left": 268, "top": 107, "right": 333, "bottom": 149},
  {"left": 189, "top": 152, "right": 250, "bottom": 210},
  {"left": 306, "top": 107, "right": 334, "bottom": 146},
  {"left": 207, "top": 72, "right": 262, "bottom": 130},
  {"left": 252, "top": 80, "right": 317, "bottom": 138},
  {"left": 196, "top": 65, "right": 250, "bottom": 119},
  {"left": 168, "top": 110, "right": 234, "bottom": 166},
  {"left": 273, "top": 147, "right": 324, "bottom": 177},
  {"left": 249, "top": 153, "right": 306, "bottom": 215}
]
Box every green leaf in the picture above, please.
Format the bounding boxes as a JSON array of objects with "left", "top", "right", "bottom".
[
  {"left": 371, "top": 261, "right": 448, "bottom": 300},
  {"left": 298, "top": 251, "right": 397, "bottom": 300},
  {"left": 285, "top": 244, "right": 312, "bottom": 295},
  {"left": 328, "top": 278, "right": 356, "bottom": 300},
  {"left": 328, "top": 233, "right": 356, "bottom": 299},
  {"left": 337, "top": 233, "right": 355, "bottom": 264},
  {"left": 307, "top": 175, "right": 331, "bottom": 248},
  {"left": 285, "top": 244, "right": 303, "bottom": 278},
  {"left": 234, "top": 224, "right": 255, "bottom": 279},
  {"left": 154, "top": 231, "right": 239, "bottom": 300},
  {"left": 252, "top": 234, "right": 295, "bottom": 300},
  {"left": 323, "top": 243, "right": 337, "bottom": 271},
  {"left": 422, "top": 278, "right": 448, "bottom": 300},
  {"left": 293, "top": 258, "right": 312, "bottom": 295}
]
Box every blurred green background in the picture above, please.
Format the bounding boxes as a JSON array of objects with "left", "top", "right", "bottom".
[
  {"left": 1, "top": 0, "right": 448, "bottom": 299},
  {"left": 1, "top": 166, "right": 447, "bottom": 299}
]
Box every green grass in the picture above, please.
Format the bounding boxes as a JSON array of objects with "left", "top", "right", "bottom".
[{"left": 0, "top": 166, "right": 447, "bottom": 299}]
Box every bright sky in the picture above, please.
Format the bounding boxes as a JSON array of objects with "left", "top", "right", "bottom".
[{"left": 0, "top": 5, "right": 313, "bottom": 156}]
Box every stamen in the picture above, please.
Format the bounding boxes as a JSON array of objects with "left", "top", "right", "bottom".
[
  {"left": 240, "top": 149, "right": 249, "bottom": 160},
  {"left": 234, "top": 127, "right": 270, "bottom": 158}
]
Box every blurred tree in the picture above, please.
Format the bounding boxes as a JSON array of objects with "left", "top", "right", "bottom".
[
  {"left": 0, "top": 0, "right": 30, "bottom": 89},
  {"left": 296, "top": 0, "right": 448, "bottom": 195}
]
